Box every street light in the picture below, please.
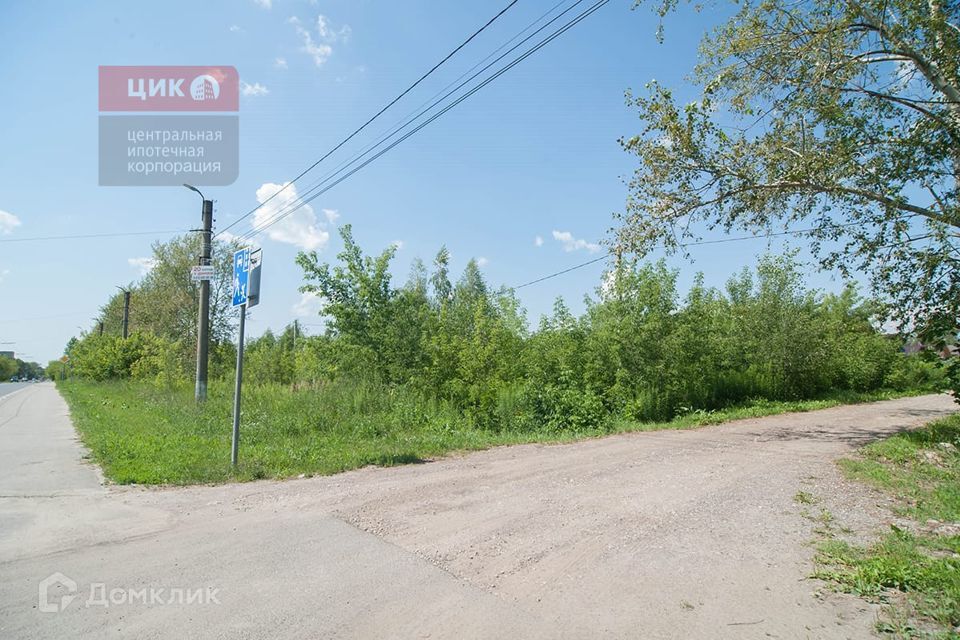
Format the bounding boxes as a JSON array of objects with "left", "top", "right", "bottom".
[
  {"left": 184, "top": 183, "right": 214, "bottom": 402},
  {"left": 89, "top": 316, "right": 104, "bottom": 337},
  {"left": 116, "top": 286, "right": 131, "bottom": 339},
  {"left": 183, "top": 183, "right": 205, "bottom": 199}
]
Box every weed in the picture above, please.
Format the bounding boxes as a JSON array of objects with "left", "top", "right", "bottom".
[{"left": 815, "top": 414, "right": 960, "bottom": 636}]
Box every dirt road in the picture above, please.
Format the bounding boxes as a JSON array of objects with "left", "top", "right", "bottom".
[{"left": 1, "top": 385, "right": 954, "bottom": 638}]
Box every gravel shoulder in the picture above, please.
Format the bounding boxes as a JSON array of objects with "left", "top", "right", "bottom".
[{"left": 1, "top": 387, "right": 955, "bottom": 638}]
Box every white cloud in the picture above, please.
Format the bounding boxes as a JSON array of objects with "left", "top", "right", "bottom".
[
  {"left": 0, "top": 268, "right": 10, "bottom": 284},
  {"left": 316, "top": 15, "right": 351, "bottom": 42},
  {"left": 476, "top": 257, "right": 489, "bottom": 267},
  {"left": 322, "top": 208, "right": 340, "bottom": 224},
  {"left": 274, "top": 57, "right": 288, "bottom": 69},
  {"left": 292, "top": 290, "right": 323, "bottom": 317},
  {"left": 216, "top": 229, "right": 244, "bottom": 245},
  {"left": 241, "top": 81, "right": 269, "bottom": 97},
  {"left": 253, "top": 182, "right": 330, "bottom": 251},
  {"left": 391, "top": 240, "right": 404, "bottom": 250},
  {"left": 253, "top": 0, "right": 271, "bottom": 9},
  {"left": 229, "top": 24, "right": 244, "bottom": 34},
  {"left": 0, "top": 210, "right": 21, "bottom": 235},
  {"left": 290, "top": 17, "right": 332, "bottom": 67},
  {"left": 128, "top": 257, "right": 157, "bottom": 275},
  {"left": 552, "top": 230, "right": 601, "bottom": 253},
  {"left": 289, "top": 14, "right": 349, "bottom": 67},
  {"left": 534, "top": 235, "right": 544, "bottom": 247}
]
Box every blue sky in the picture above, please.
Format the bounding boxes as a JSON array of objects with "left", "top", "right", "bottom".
[{"left": 0, "top": 0, "right": 857, "bottom": 363}]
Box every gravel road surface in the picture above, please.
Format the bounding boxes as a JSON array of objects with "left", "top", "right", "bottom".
[{"left": 0, "top": 383, "right": 954, "bottom": 639}]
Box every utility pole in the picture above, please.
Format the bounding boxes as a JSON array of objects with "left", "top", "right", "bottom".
[
  {"left": 117, "top": 287, "right": 131, "bottom": 339},
  {"left": 185, "top": 184, "right": 213, "bottom": 402}
]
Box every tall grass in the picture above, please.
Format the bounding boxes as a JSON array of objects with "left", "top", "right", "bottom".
[{"left": 60, "top": 378, "right": 931, "bottom": 485}]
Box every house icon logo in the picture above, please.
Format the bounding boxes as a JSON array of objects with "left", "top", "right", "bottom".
[
  {"left": 190, "top": 74, "right": 221, "bottom": 101},
  {"left": 38, "top": 572, "right": 77, "bottom": 613}
]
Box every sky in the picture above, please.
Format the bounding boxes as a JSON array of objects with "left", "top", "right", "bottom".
[{"left": 0, "top": 0, "right": 861, "bottom": 364}]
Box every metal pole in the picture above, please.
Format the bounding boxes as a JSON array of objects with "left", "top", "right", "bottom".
[
  {"left": 121, "top": 290, "right": 130, "bottom": 339},
  {"left": 195, "top": 198, "right": 213, "bottom": 402},
  {"left": 231, "top": 303, "right": 246, "bottom": 467}
]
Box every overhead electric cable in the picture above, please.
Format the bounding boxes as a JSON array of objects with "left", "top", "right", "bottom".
[
  {"left": 216, "top": 0, "right": 520, "bottom": 237},
  {"left": 510, "top": 223, "right": 864, "bottom": 290},
  {"left": 0, "top": 230, "right": 189, "bottom": 243},
  {"left": 238, "top": 0, "right": 608, "bottom": 243},
  {"left": 243, "top": 0, "right": 573, "bottom": 234}
]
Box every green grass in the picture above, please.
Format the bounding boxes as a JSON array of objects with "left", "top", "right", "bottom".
[
  {"left": 838, "top": 417, "right": 960, "bottom": 523},
  {"left": 606, "top": 388, "right": 930, "bottom": 433},
  {"left": 58, "top": 378, "right": 932, "bottom": 486},
  {"left": 815, "top": 414, "right": 960, "bottom": 638}
]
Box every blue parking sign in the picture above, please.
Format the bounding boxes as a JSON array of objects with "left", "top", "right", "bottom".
[{"left": 232, "top": 248, "right": 250, "bottom": 307}]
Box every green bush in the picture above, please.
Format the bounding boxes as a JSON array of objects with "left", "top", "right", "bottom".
[
  {"left": 883, "top": 353, "right": 946, "bottom": 392},
  {"left": 70, "top": 230, "right": 945, "bottom": 433},
  {"left": 69, "top": 333, "right": 171, "bottom": 381}
]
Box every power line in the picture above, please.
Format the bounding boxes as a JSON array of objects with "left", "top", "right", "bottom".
[
  {"left": 0, "top": 230, "right": 189, "bottom": 244},
  {"left": 216, "top": 0, "right": 520, "bottom": 238},
  {"left": 513, "top": 255, "right": 608, "bottom": 290},
  {"left": 238, "top": 0, "right": 601, "bottom": 243},
  {"left": 238, "top": 0, "right": 608, "bottom": 244},
  {"left": 510, "top": 223, "right": 864, "bottom": 290},
  {"left": 0, "top": 311, "right": 97, "bottom": 324},
  {"left": 238, "top": 0, "right": 573, "bottom": 242}
]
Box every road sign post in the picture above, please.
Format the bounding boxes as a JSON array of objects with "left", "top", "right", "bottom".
[
  {"left": 231, "top": 302, "right": 245, "bottom": 467},
  {"left": 229, "top": 248, "right": 260, "bottom": 467}
]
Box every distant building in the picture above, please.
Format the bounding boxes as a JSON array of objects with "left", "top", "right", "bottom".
[{"left": 902, "top": 340, "right": 923, "bottom": 355}]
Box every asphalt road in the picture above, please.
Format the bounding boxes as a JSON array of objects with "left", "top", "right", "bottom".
[
  {"left": 0, "top": 383, "right": 955, "bottom": 639},
  {"left": 0, "top": 381, "right": 33, "bottom": 400}
]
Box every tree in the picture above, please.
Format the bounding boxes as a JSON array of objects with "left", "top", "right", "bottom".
[
  {"left": 430, "top": 246, "right": 452, "bottom": 305},
  {"left": 16, "top": 359, "right": 44, "bottom": 379},
  {"left": 296, "top": 224, "right": 400, "bottom": 381},
  {"left": 94, "top": 234, "right": 238, "bottom": 370},
  {"left": 618, "top": 0, "right": 959, "bottom": 338},
  {"left": 45, "top": 359, "right": 65, "bottom": 381},
  {"left": 0, "top": 356, "right": 17, "bottom": 380}
]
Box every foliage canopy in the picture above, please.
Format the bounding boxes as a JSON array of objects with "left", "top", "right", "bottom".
[{"left": 619, "top": 0, "right": 960, "bottom": 337}]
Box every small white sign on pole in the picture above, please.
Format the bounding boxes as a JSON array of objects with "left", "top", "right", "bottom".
[{"left": 191, "top": 265, "right": 216, "bottom": 281}]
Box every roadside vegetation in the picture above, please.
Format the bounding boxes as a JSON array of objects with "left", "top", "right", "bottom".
[
  {"left": 0, "top": 354, "right": 43, "bottom": 381},
  {"left": 60, "top": 380, "right": 927, "bottom": 485},
  {"left": 55, "top": 228, "right": 945, "bottom": 484},
  {"left": 814, "top": 415, "right": 960, "bottom": 638}
]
